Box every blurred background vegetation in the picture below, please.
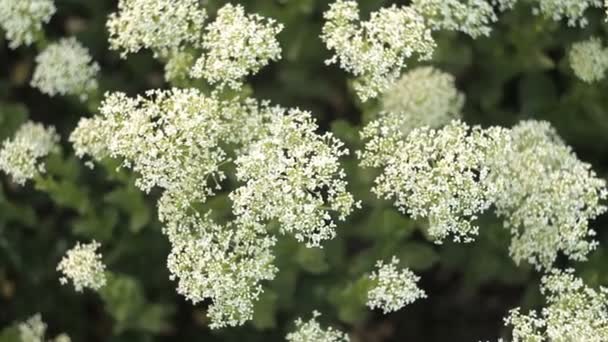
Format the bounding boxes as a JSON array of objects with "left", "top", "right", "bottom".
[{"left": 2, "top": 0, "right": 608, "bottom": 341}]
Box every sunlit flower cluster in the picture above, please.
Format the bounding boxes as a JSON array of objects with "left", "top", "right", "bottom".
[
  {"left": 569, "top": 37, "right": 608, "bottom": 83},
  {"left": 532, "top": 0, "right": 602, "bottom": 27},
  {"left": 367, "top": 257, "right": 426, "bottom": 313},
  {"left": 0, "top": 121, "right": 59, "bottom": 185},
  {"left": 57, "top": 241, "right": 107, "bottom": 292},
  {"left": 190, "top": 4, "right": 284, "bottom": 89},
  {"left": 360, "top": 120, "right": 508, "bottom": 243},
  {"left": 107, "top": 0, "right": 207, "bottom": 57},
  {"left": 505, "top": 269, "right": 608, "bottom": 342},
  {"left": 31, "top": 38, "right": 100, "bottom": 101},
  {"left": 321, "top": 0, "right": 435, "bottom": 101},
  {"left": 286, "top": 311, "right": 349, "bottom": 342},
  {"left": 412, "top": 0, "right": 498, "bottom": 38},
  {"left": 0, "top": 0, "right": 55, "bottom": 49},
  {"left": 165, "top": 212, "right": 277, "bottom": 329},
  {"left": 489, "top": 120, "right": 607, "bottom": 270},
  {"left": 18, "top": 314, "right": 71, "bottom": 342},
  {"left": 231, "top": 108, "right": 359, "bottom": 247}
]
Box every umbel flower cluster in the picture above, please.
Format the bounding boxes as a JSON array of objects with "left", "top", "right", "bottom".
[
  {"left": 71, "top": 89, "right": 358, "bottom": 328},
  {"left": 31, "top": 37, "right": 100, "bottom": 101},
  {"left": 367, "top": 257, "right": 426, "bottom": 313},
  {"left": 285, "top": 311, "right": 349, "bottom": 342},
  {"left": 569, "top": 37, "right": 608, "bottom": 83},
  {"left": 18, "top": 314, "right": 71, "bottom": 342},
  {"left": 0, "top": 0, "right": 55, "bottom": 49},
  {"left": 411, "top": 0, "right": 498, "bottom": 38},
  {"left": 56, "top": 241, "right": 107, "bottom": 292},
  {"left": 0, "top": 121, "right": 59, "bottom": 185},
  {"left": 505, "top": 269, "right": 608, "bottom": 342}
]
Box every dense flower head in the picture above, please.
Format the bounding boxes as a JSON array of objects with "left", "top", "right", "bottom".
[
  {"left": 505, "top": 269, "right": 608, "bottom": 342},
  {"left": 190, "top": 3, "right": 284, "bottom": 89},
  {"left": 31, "top": 38, "right": 100, "bottom": 101},
  {"left": 360, "top": 120, "right": 509, "bottom": 243},
  {"left": 18, "top": 314, "right": 46, "bottom": 342},
  {"left": 367, "top": 257, "right": 426, "bottom": 313},
  {"left": 57, "top": 241, "right": 107, "bottom": 292},
  {"left": 321, "top": 0, "right": 436, "bottom": 101},
  {"left": 378, "top": 66, "right": 464, "bottom": 138},
  {"left": 107, "top": 0, "right": 207, "bottom": 57},
  {"left": 286, "top": 311, "right": 349, "bottom": 342},
  {"left": 231, "top": 108, "right": 359, "bottom": 247},
  {"left": 165, "top": 212, "right": 277, "bottom": 329},
  {"left": 489, "top": 120, "right": 607, "bottom": 270},
  {"left": 412, "top": 0, "right": 498, "bottom": 38},
  {"left": 0, "top": 121, "right": 59, "bottom": 185},
  {"left": 569, "top": 37, "right": 608, "bottom": 83},
  {"left": 0, "top": 0, "right": 55, "bottom": 49},
  {"left": 532, "top": 0, "right": 602, "bottom": 27}
]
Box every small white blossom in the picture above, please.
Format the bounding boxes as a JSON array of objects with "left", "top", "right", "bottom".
[
  {"left": 532, "top": 0, "right": 602, "bottom": 27},
  {"left": 165, "top": 212, "right": 277, "bottom": 329},
  {"left": 190, "top": 4, "right": 283, "bottom": 89},
  {"left": 286, "top": 311, "right": 349, "bottom": 342},
  {"left": 360, "top": 120, "right": 509, "bottom": 243},
  {"left": 367, "top": 257, "right": 426, "bottom": 314},
  {"left": 378, "top": 66, "right": 464, "bottom": 138},
  {"left": 0, "top": 121, "right": 59, "bottom": 185},
  {"left": 412, "top": 0, "right": 498, "bottom": 38},
  {"left": 31, "top": 38, "right": 100, "bottom": 101},
  {"left": 0, "top": 0, "right": 55, "bottom": 49},
  {"left": 489, "top": 120, "right": 607, "bottom": 270},
  {"left": 569, "top": 37, "right": 608, "bottom": 83},
  {"left": 321, "top": 0, "right": 436, "bottom": 101},
  {"left": 18, "top": 314, "right": 46, "bottom": 342},
  {"left": 231, "top": 108, "right": 358, "bottom": 248},
  {"left": 505, "top": 269, "right": 608, "bottom": 342},
  {"left": 56, "top": 241, "right": 107, "bottom": 292},
  {"left": 107, "top": 0, "right": 207, "bottom": 57}
]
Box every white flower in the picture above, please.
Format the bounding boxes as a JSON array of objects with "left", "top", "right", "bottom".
[
  {"left": 107, "top": 0, "right": 207, "bottom": 57},
  {"left": 488, "top": 120, "right": 607, "bottom": 270},
  {"left": 412, "top": 0, "right": 498, "bottom": 38},
  {"left": 286, "top": 311, "right": 349, "bottom": 342},
  {"left": 367, "top": 257, "right": 426, "bottom": 314},
  {"left": 321, "top": 0, "right": 436, "bottom": 101},
  {"left": 18, "top": 314, "right": 46, "bottom": 342},
  {"left": 532, "top": 0, "right": 602, "bottom": 27},
  {"left": 0, "top": 0, "right": 55, "bottom": 49},
  {"left": 190, "top": 3, "right": 283, "bottom": 89},
  {"left": 360, "top": 120, "right": 509, "bottom": 243},
  {"left": 505, "top": 269, "right": 608, "bottom": 342},
  {"left": 0, "top": 121, "right": 59, "bottom": 185},
  {"left": 57, "top": 241, "right": 107, "bottom": 292},
  {"left": 231, "top": 108, "right": 359, "bottom": 248},
  {"left": 164, "top": 212, "right": 277, "bottom": 329},
  {"left": 569, "top": 37, "right": 608, "bottom": 83},
  {"left": 31, "top": 38, "right": 100, "bottom": 101}
]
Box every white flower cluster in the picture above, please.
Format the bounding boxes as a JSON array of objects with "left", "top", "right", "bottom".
[
  {"left": 489, "top": 120, "right": 607, "bottom": 270},
  {"left": 505, "top": 269, "right": 608, "bottom": 342},
  {"left": 367, "top": 257, "right": 426, "bottom": 314},
  {"left": 231, "top": 108, "right": 358, "bottom": 247},
  {"left": 532, "top": 0, "right": 602, "bottom": 27},
  {"left": 31, "top": 38, "right": 100, "bottom": 101},
  {"left": 17, "top": 314, "right": 71, "bottom": 342},
  {"left": 190, "top": 4, "right": 284, "bottom": 89},
  {"left": 286, "top": 311, "right": 349, "bottom": 342},
  {"left": 378, "top": 66, "right": 464, "bottom": 139},
  {"left": 0, "top": 121, "right": 59, "bottom": 185},
  {"left": 56, "top": 241, "right": 107, "bottom": 292},
  {"left": 165, "top": 212, "right": 277, "bottom": 329},
  {"left": 107, "top": 0, "right": 207, "bottom": 57},
  {"left": 569, "top": 37, "right": 608, "bottom": 83},
  {"left": 411, "top": 0, "right": 498, "bottom": 38},
  {"left": 0, "top": 0, "right": 55, "bottom": 49},
  {"left": 321, "top": 0, "right": 436, "bottom": 101},
  {"left": 361, "top": 120, "right": 508, "bottom": 243},
  {"left": 72, "top": 89, "right": 356, "bottom": 328}
]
